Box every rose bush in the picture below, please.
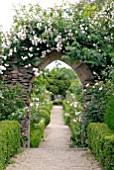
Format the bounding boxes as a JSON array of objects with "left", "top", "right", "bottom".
[
  {"left": 0, "top": 0, "right": 113, "bottom": 78},
  {"left": 63, "top": 79, "right": 84, "bottom": 147},
  {"left": 0, "top": 81, "right": 25, "bottom": 120},
  {"left": 83, "top": 66, "right": 114, "bottom": 134},
  {"left": 30, "top": 75, "right": 53, "bottom": 147}
]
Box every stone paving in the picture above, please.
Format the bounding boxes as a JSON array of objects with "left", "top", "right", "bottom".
[{"left": 6, "top": 106, "right": 103, "bottom": 170}]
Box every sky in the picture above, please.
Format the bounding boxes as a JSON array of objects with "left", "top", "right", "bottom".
[
  {"left": 0, "top": 0, "right": 79, "bottom": 70},
  {"left": 0, "top": 0, "right": 79, "bottom": 31},
  {"left": 46, "top": 60, "right": 71, "bottom": 70}
]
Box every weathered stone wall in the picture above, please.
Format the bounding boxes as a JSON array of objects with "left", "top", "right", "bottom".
[
  {"left": 3, "top": 51, "right": 94, "bottom": 147},
  {"left": 3, "top": 65, "right": 34, "bottom": 147}
]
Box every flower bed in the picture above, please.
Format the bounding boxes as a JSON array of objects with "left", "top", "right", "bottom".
[{"left": 63, "top": 88, "right": 83, "bottom": 147}]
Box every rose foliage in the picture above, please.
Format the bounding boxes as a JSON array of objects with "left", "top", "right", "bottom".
[{"left": 0, "top": 0, "right": 113, "bottom": 76}]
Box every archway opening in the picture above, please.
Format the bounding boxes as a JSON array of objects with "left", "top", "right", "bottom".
[
  {"left": 2, "top": 49, "right": 94, "bottom": 148},
  {"left": 30, "top": 59, "right": 84, "bottom": 148}
]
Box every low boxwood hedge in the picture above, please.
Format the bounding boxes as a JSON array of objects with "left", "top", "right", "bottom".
[
  {"left": 38, "top": 110, "right": 50, "bottom": 126},
  {"left": 0, "top": 120, "right": 21, "bottom": 169},
  {"left": 88, "top": 123, "right": 114, "bottom": 170},
  {"left": 104, "top": 94, "right": 114, "bottom": 131},
  {"left": 53, "top": 100, "right": 63, "bottom": 105},
  {"left": 30, "top": 102, "right": 53, "bottom": 147},
  {"left": 30, "top": 119, "right": 45, "bottom": 148}
]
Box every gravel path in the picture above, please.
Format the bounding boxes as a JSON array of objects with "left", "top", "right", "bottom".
[{"left": 6, "top": 105, "right": 102, "bottom": 170}]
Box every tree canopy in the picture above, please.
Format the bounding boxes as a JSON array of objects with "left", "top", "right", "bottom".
[{"left": 33, "top": 66, "right": 78, "bottom": 99}]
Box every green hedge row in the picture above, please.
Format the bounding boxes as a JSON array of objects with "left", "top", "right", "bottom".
[
  {"left": 104, "top": 94, "right": 114, "bottom": 131},
  {"left": 53, "top": 100, "right": 63, "bottom": 105},
  {"left": 30, "top": 119, "right": 45, "bottom": 147},
  {"left": 30, "top": 102, "right": 53, "bottom": 147},
  {"left": 88, "top": 123, "right": 114, "bottom": 170},
  {"left": 0, "top": 120, "right": 21, "bottom": 169},
  {"left": 62, "top": 101, "right": 70, "bottom": 125},
  {"left": 38, "top": 110, "right": 50, "bottom": 126}
]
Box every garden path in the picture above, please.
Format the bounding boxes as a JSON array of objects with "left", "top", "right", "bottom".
[{"left": 6, "top": 105, "right": 102, "bottom": 170}]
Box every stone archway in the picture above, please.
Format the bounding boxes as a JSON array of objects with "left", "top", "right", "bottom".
[
  {"left": 38, "top": 51, "right": 94, "bottom": 85},
  {"left": 4, "top": 51, "right": 94, "bottom": 147}
]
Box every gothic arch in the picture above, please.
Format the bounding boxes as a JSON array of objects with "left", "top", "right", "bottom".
[
  {"left": 4, "top": 51, "right": 94, "bottom": 147},
  {"left": 33, "top": 51, "right": 94, "bottom": 85}
]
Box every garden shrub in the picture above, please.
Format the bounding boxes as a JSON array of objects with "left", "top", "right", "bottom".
[
  {"left": 8, "top": 107, "right": 28, "bottom": 123},
  {"left": 47, "top": 101, "right": 53, "bottom": 110},
  {"left": 0, "top": 81, "right": 25, "bottom": 120},
  {"left": 30, "top": 108, "right": 50, "bottom": 147},
  {"left": 30, "top": 119, "right": 45, "bottom": 147},
  {"left": 104, "top": 72, "right": 114, "bottom": 131},
  {"left": 30, "top": 72, "right": 53, "bottom": 148},
  {"left": 38, "top": 102, "right": 53, "bottom": 113},
  {"left": 70, "top": 120, "right": 84, "bottom": 147},
  {"left": 30, "top": 106, "right": 40, "bottom": 126},
  {"left": 63, "top": 88, "right": 84, "bottom": 147},
  {"left": 88, "top": 123, "right": 114, "bottom": 170},
  {"left": 104, "top": 94, "right": 114, "bottom": 131},
  {"left": 0, "top": 120, "right": 20, "bottom": 169},
  {"left": 83, "top": 81, "right": 108, "bottom": 125},
  {"left": 38, "top": 110, "right": 50, "bottom": 126},
  {"left": 62, "top": 101, "right": 71, "bottom": 125},
  {"left": 38, "top": 106, "right": 50, "bottom": 113},
  {"left": 30, "top": 102, "right": 53, "bottom": 147},
  {"left": 53, "top": 100, "right": 63, "bottom": 105}
]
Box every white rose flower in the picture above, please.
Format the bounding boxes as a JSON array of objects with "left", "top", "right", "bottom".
[{"left": 99, "top": 87, "right": 103, "bottom": 91}]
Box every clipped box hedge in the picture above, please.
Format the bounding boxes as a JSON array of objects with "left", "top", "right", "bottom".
[
  {"left": 30, "top": 119, "right": 45, "bottom": 147},
  {"left": 88, "top": 123, "right": 114, "bottom": 170},
  {"left": 0, "top": 120, "right": 21, "bottom": 170},
  {"left": 30, "top": 101, "right": 53, "bottom": 148}
]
